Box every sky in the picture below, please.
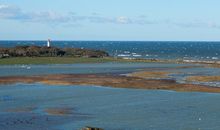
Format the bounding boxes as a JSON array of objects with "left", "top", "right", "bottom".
[{"left": 0, "top": 0, "right": 220, "bottom": 41}]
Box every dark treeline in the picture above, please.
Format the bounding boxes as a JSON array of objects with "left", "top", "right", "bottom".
[{"left": 0, "top": 45, "right": 109, "bottom": 58}]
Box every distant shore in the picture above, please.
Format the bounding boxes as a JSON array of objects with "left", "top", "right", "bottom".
[
  {"left": 1, "top": 56, "right": 220, "bottom": 69},
  {"left": 1, "top": 45, "right": 220, "bottom": 67}
]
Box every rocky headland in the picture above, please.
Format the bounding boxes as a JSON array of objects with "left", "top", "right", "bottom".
[{"left": 0, "top": 45, "right": 109, "bottom": 58}]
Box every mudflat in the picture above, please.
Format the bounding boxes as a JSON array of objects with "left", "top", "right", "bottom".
[{"left": 1, "top": 73, "right": 220, "bottom": 93}]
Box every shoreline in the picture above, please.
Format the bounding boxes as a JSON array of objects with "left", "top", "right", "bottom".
[
  {"left": 0, "top": 56, "right": 219, "bottom": 66},
  {"left": 1, "top": 73, "right": 220, "bottom": 93}
]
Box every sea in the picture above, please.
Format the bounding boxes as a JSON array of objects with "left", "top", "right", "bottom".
[
  {"left": 1, "top": 41, "right": 220, "bottom": 61},
  {"left": 1, "top": 41, "right": 220, "bottom": 130}
]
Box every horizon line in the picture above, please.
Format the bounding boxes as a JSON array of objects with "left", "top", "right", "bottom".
[{"left": 0, "top": 40, "right": 220, "bottom": 42}]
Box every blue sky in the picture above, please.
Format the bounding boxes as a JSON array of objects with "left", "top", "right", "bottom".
[{"left": 0, "top": 0, "right": 220, "bottom": 41}]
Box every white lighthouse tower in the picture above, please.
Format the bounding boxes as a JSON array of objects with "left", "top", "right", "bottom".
[{"left": 47, "top": 39, "right": 51, "bottom": 47}]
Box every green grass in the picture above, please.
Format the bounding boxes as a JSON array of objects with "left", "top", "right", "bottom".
[
  {"left": 0, "top": 57, "right": 117, "bottom": 65},
  {"left": 0, "top": 57, "right": 166, "bottom": 65}
]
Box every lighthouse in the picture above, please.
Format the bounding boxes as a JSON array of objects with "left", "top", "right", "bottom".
[{"left": 47, "top": 39, "right": 51, "bottom": 47}]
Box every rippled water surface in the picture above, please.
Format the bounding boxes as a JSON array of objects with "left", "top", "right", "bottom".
[
  {"left": 0, "top": 62, "right": 194, "bottom": 77},
  {"left": 1, "top": 41, "right": 220, "bottom": 60},
  {"left": 0, "top": 84, "right": 220, "bottom": 130},
  {"left": 1, "top": 63, "right": 220, "bottom": 129}
]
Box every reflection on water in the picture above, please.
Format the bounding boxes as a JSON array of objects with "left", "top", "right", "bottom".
[{"left": 0, "top": 84, "right": 220, "bottom": 130}]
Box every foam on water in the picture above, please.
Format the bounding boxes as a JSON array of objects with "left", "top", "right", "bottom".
[{"left": 1, "top": 41, "right": 220, "bottom": 60}]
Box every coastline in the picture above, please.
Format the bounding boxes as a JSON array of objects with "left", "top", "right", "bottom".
[
  {"left": 1, "top": 57, "right": 220, "bottom": 93},
  {"left": 0, "top": 57, "right": 172, "bottom": 65},
  {"left": 0, "top": 56, "right": 219, "bottom": 66}
]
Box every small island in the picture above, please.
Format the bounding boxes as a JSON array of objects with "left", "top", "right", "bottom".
[
  {"left": 0, "top": 45, "right": 114, "bottom": 64},
  {"left": 0, "top": 44, "right": 163, "bottom": 65},
  {"left": 0, "top": 45, "right": 109, "bottom": 58}
]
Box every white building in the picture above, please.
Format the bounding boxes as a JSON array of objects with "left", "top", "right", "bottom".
[{"left": 47, "top": 39, "right": 51, "bottom": 47}]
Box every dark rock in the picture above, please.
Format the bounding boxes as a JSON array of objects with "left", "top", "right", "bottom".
[{"left": 81, "top": 126, "right": 104, "bottom": 130}]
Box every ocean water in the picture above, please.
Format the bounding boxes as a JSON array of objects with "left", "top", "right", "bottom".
[{"left": 1, "top": 41, "right": 220, "bottom": 60}]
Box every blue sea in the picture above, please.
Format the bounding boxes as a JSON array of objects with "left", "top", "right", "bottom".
[
  {"left": 1, "top": 41, "right": 220, "bottom": 130},
  {"left": 1, "top": 41, "right": 220, "bottom": 60}
]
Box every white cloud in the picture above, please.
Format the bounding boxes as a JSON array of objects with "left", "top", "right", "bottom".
[
  {"left": 1, "top": 4, "right": 220, "bottom": 29},
  {"left": 117, "top": 16, "right": 131, "bottom": 24},
  {"left": 0, "top": 4, "right": 70, "bottom": 23},
  {"left": 0, "top": 4, "right": 9, "bottom": 9},
  {"left": 0, "top": 4, "right": 156, "bottom": 25},
  {"left": 28, "top": 11, "right": 70, "bottom": 23},
  {"left": 207, "top": 22, "right": 220, "bottom": 29},
  {"left": 173, "top": 20, "right": 220, "bottom": 29},
  {"left": 0, "top": 4, "right": 23, "bottom": 19}
]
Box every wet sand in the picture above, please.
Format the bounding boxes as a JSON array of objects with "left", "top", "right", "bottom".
[
  {"left": 1, "top": 72, "right": 220, "bottom": 93},
  {"left": 187, "top": 76, "right": 220, "bottom": 82},
  {"left": 128, "top": 71, "right": 170, "bottom": 79}
]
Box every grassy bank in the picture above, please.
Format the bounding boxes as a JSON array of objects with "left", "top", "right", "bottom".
[
  {"left": 0, "top": 57, "right": 161, "bottom": 65},
  {"left": 0, "top": 57, "right": 115, "bottom": 65}
]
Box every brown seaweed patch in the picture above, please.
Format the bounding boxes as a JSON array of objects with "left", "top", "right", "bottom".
[
  {"left": 44, "top": 107, "right": 73, "bottom": 116},
  {"left": 0, "top": 76, "right": 42, "bottom": 85},
  {"left": 186, "top": 76, "right": 220, "bottom": 82},
  {"left": 1, "top": 73, "right": 220, "bottom": 93},
  {"left": 128, "top": 71, "right": 170, "bottom": 79},
  {"left": 40, "top": 80, "right": 73, "bottom": 86}
]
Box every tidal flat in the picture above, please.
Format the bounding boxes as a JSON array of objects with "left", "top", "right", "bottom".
[{"left": 1, "top": 62, "right": 220, "bottom": 130}]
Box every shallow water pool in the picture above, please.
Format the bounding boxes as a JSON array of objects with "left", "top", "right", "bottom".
[{"left": 0, "top": 83, "right": 220, "bottom": 130}]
